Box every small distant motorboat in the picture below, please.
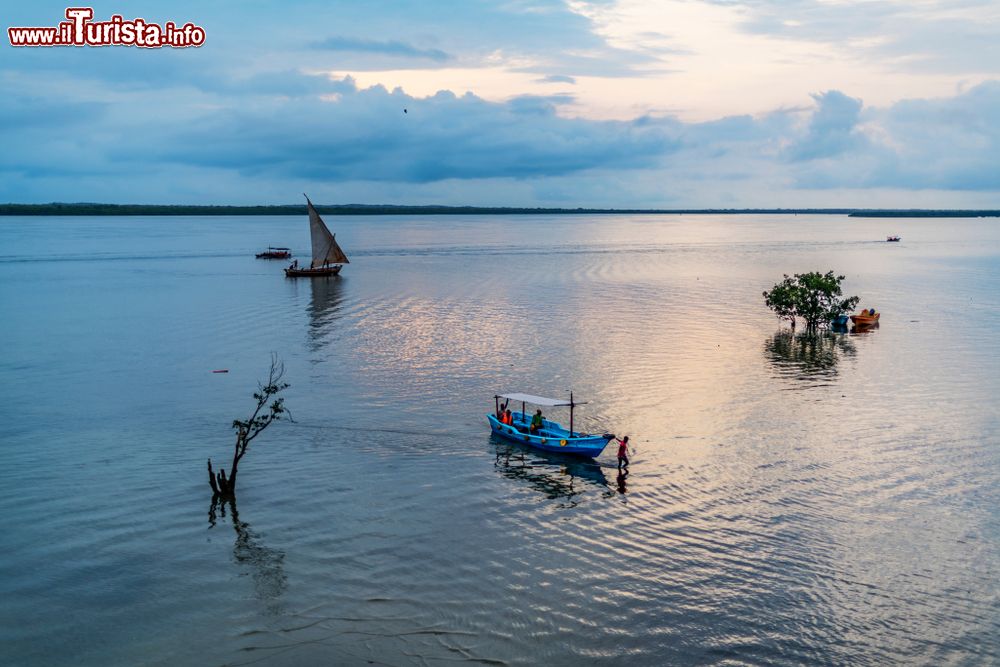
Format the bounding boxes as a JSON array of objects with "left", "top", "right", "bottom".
[
  {"left": 850, "top": 309, "right": 880, "bottom": 327},
  {"left": 285, "top": 194, "right": 349, "bottom": 278},
  {"left": 256, "top": 246, "right": 292, "bottom": 259},
  {"left": 488, "top": 392, "right": 614, "bottom": 458},
  {"left": 886, "top": 236, "right": 901, "bottom": 242}
]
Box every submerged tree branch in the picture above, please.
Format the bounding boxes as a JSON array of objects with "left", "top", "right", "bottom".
[{"left": 208, "top": 354, "right": 290, "bottom": 499}]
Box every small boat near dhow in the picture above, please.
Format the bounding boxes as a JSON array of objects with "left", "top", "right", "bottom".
[
  {"left": 488, "top": 392, "right": 614, "bottom": 457},
  {"left": 285, "top": 195, "right": 349, "bottom": 277},
  {"left": 850, "top": 309, "right": 880, "bottom": 327},
  {"left": 256, "top": 246, "right": 291, "bottom": 259},
  {"left": 887, "top": 236, "right": 901, "bottom": 242}
]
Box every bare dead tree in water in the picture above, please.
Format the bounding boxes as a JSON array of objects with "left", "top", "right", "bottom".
[{"left": 208, "top": 355, "right": 290, "bottom": 499}]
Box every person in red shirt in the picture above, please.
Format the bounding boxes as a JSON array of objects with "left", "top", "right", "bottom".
[{"left": 615, "top": 435, "right": 631, "bottom": 469}]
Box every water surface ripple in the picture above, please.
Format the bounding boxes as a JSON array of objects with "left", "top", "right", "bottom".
[{"left": 0, "top": 214, "right": 997, "bottom": 665}]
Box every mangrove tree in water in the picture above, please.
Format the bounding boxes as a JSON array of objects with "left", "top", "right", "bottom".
[{"left": 763, "top": 271, "right": 859, "bottom": 331}]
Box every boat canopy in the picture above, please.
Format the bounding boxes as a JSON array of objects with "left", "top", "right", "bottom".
[{"left": 497, "top": 393, "right": 585, "bottom": 407}]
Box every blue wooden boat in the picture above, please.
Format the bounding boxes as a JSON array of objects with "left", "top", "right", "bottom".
[
  {"left": 488, "top": 392, "right": 614, "bottom": 457},
  {"left": 831, "top": 314, "right": 850, "bottom": 327}
]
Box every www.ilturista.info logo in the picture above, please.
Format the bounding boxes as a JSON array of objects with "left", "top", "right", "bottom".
[{"left": 8, "top": 8, "right": 205, "bottom": 48}]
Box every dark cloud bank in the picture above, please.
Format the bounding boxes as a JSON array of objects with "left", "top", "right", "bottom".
[{"left": 1, "top": 66, "right": 998, "bottom": 203}]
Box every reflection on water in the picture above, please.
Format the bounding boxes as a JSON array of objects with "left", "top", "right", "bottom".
[
  {"left": 615, "top": 468, "right": 629, "bottom": 495},
  {"left": 493, "top": 438, "right": 611, "bottom": 506},
  {"left": 2, "top": 214, "right": 999, "bottom": 665},
  {"left": 851, "top": 321, "right": 880, "bottom": 334},
  {"left": 209, "top": 499, "right": 287, "bottom": 615},
  {"left": 764, "top": 330, "right": 857, "bottom": 381},
  {"left": 306, "top": 276, "right": 344, "bottom": 352}
]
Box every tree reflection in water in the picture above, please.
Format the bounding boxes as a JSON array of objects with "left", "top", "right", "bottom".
[
  {"left": 493, "top": 440, "right": 613, "bottom": 507},
  {"left": 764, "top": 330, "right": 857, "bottom": 382},
  {"left": 208, "top": 498, "right": 287, "bottom": 614}
]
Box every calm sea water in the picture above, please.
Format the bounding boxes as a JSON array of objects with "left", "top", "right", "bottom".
[{"left": 1, "top": 214, "right": 998, "bottom": 666}]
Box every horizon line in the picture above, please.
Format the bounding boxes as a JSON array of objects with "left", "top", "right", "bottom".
[{"left": 1, "top": 203, "right": 999, "bottom": 218}]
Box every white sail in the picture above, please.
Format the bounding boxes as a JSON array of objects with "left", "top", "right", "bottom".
[{"left": 305, "top": 195, "right": 349, "bottom": 266}]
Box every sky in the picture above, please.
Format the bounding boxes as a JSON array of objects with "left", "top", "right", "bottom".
[{"left": 1, "top": 0, "right": 999, "bottom": 207}]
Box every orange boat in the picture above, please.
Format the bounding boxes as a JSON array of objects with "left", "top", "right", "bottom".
[{"left": 850, "top": 309, "right": 880, "bottom": 327}]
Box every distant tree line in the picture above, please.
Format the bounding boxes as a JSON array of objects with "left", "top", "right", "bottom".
[
  {"left": 0, "top": 203, "right": 864, "bottom": 216},
  {"left": 847, "top": 210, "right": 1000, "bottom": 218},
  {"left": 2, "top": 203, "right": 996, "bottom": 217}
]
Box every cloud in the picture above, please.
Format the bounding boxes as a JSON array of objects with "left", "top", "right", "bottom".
[
  {"left": 312, "top": 36, "right": 451, "bottom": 62},
  {"left": 152, "top": 82, "right": 679, "bottom": 183},
  {"left": 0, "top": 35, "right": 998, "bottom": 206},
  {"left": 536, "top": 74, "right": 577, "bottom": 84},
  {"left": 714, "top": 0, "right": 1000, "bottom": 75},
  {"left": 785, "top": 91, "right": 865, "bottom": 161},
  {"left": 0, "top": 94, "right": 104, "bottom": 128},
  {"left": 792, "top": 81, "right": 1000, "bottom": 191},
  {"left": 505, "top": 93, "right": 578, "bottom": 112}
]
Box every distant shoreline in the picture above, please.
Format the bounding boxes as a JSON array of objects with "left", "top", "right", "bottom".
[{"left": 0, "top": 203, "right": 998, "bottom": 218}]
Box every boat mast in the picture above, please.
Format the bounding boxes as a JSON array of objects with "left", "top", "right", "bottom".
[{"left": 569, "top": 391, "right": 574, "bottom": 436}]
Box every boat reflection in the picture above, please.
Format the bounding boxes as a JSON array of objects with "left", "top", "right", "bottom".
[
  {"left": 850, "top": 321, "right": 880, "bottom": 334},
  {"left": 208, "top": 499, "right": 287, "bottom": 614},
  {"left": 306, "top": 276, "right": 345, "bottom": 352},
  {"left": 764, "top": 330, "right": 857, "bottom": 381},
  {"left": 492, "top": 436, "right": 612, "bottom": 506}
]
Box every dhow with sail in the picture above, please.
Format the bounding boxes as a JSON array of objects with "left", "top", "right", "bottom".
[{"left": 285, "top": 194, "right": 349, "bottom": 277}]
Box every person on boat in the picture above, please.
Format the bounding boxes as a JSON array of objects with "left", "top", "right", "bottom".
[
  {"left": 530, "top": 409, "right": 544, "bottom": 433},
  {"left": 496, "top": 399, "right": 509, "bottom": 420},
  {"left": 615, "top": 436, "right": 631, "bottom": 469},
  {"left": 503, "top": 409, "right": 514, "bottom": 426},
  {"left": 289, "top": 259, "right": 298, "bottom": 270}
]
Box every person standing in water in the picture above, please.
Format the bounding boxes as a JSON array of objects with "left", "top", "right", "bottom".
[{"left": 615, "top": 435, "right": 631, "bottom": 469}]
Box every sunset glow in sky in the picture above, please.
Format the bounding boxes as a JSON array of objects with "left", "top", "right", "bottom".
[{"left": 2, "top": 1, "right": 999, "bottom": 207}]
